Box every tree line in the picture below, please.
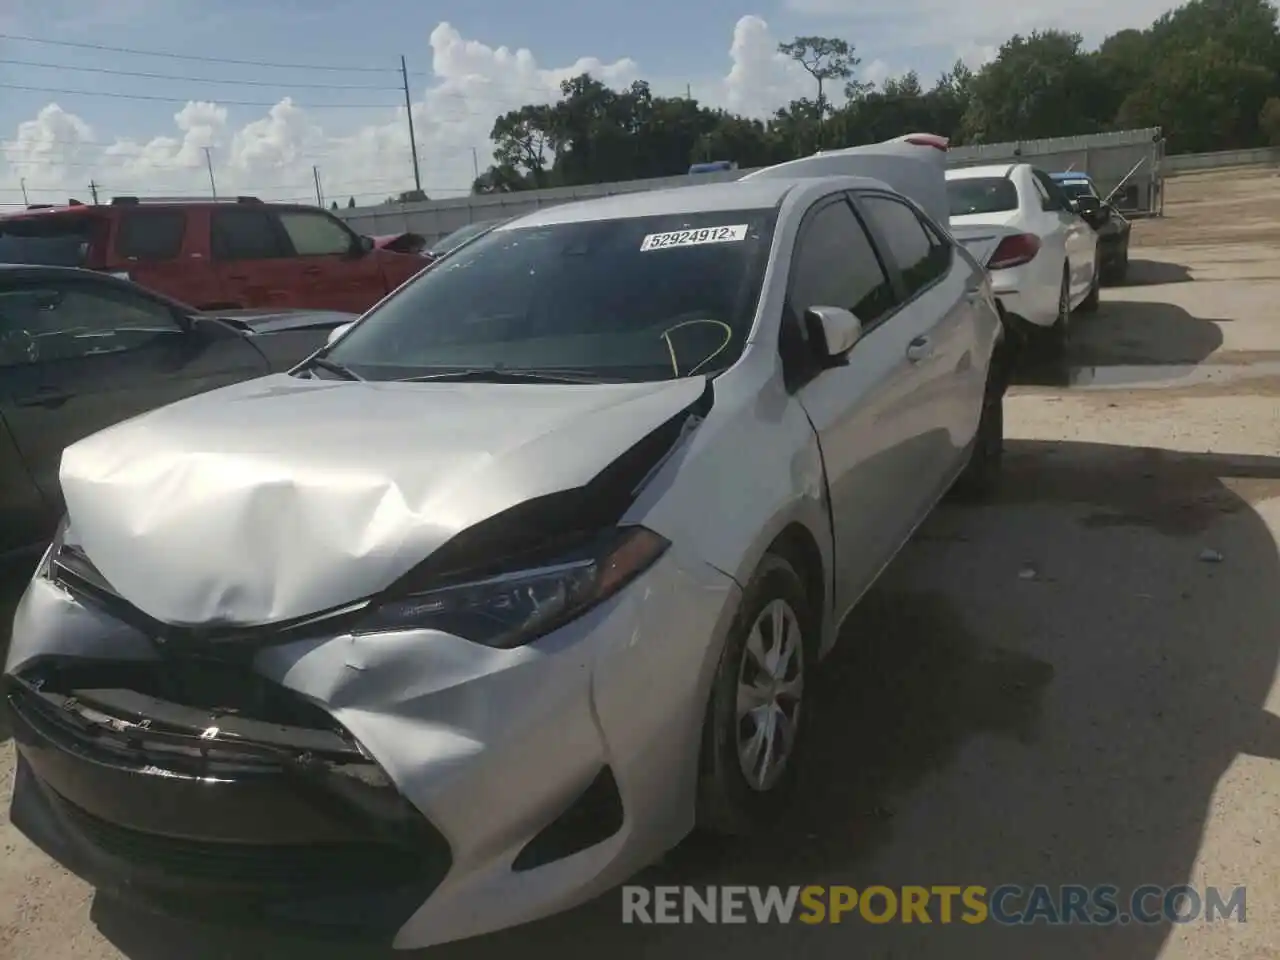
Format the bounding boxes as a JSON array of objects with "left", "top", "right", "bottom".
[{"left": 471, "top": 0, "right": 1280, "bottom": 194}]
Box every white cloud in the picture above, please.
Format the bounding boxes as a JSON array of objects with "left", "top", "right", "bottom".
[{"left": 1, "top": 16, "right": 905, "bottom": 209}]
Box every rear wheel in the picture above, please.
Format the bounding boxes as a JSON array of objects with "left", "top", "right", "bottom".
[
  {"left": 952, "top": 357, "right": 1005, "bottom": 500},
  {"left": 697, "top": 553, "right": 815, "bottom": 836},
  {"left": 1040, "top": 267, "right": 1071, "bottom": 358},
  {"left": 1078, "top": 254, "right": 1101, "bottom": 313}
]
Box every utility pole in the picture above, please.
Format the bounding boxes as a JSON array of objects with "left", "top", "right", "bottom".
[
  {"left": 400, "top": 54, "right": 422, "bottom": 195},
  {"left": 88, "top": 180, "right": 99, "bottom": 204},
  {"left": 19, "top": 178, "right": 28, "bottom": 205},
  {"left": 203, "top": 146, "right": 217, "bottom": 198},
  {"left": 471, "top": 147, "right": 479, "bottom": 180},
  {"left": 686, "top": 83, "right": 692, "bottom": 99},
  {"left": 312, "top": 165, "right": 323, "bottom": 207}
]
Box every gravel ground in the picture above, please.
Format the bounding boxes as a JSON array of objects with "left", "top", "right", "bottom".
[{"left": 2, "top": 166, "right": 1279, "bottom": 960}]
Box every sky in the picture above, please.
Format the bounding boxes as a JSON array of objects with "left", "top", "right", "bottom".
[{"left": 0, "top": 0, "right": 1183, "bottom": 210}]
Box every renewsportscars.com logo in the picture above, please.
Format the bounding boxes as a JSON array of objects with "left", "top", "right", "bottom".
[{"left": 621, "top": 885, "right": 1247, "bottom": 926}]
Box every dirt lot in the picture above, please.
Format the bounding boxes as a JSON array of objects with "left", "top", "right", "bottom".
[{"left": 2, "top": 166, "right": 1280, "bottom": 960}]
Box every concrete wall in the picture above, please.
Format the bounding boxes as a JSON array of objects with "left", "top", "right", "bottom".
[
  {"left": 1163, "top": 146, "right": 1280, "bottom": 175},
  {"left": 337, "top": 128, "right": 1165, "bottom": 243}
]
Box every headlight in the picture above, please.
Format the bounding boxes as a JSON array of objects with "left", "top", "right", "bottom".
[{"left": 353, "top": 525, "right": 670, "bottom": 648}]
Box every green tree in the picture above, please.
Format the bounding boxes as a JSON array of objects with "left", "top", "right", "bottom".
[
  {"left": 1117, "top": 39, "right": 1276, "bottom": 151},
  {"left": 778, "top": 36, "right": 859, "bottom": 146},
  {"left": 962, "top": 31, "right": 1107, "bottom": 143},
  {"left": 347, "top": 196, "right": 356, "bottom": 208},
  {"left": 1261, "top": 97, "right": 1280, "bottom": 145}
]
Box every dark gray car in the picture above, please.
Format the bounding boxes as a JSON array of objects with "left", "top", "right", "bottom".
[{"left": 0, "top": 264, "right": 353, "bottom": 567}]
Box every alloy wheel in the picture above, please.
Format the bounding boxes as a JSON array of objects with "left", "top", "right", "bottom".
[{"left": 736, "top": 598, "right": 805, "bottom": 792}]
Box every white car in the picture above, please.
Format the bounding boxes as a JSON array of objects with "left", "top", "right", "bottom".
[
  {"left": 6, "top": 140, "right": 1006, "bottom": 949},
  {"left": 946, "top": 163, "right": 1100, "bottom": 355}
]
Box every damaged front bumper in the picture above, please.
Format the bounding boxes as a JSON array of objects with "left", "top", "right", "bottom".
[{"left": 3, "top": 542, "right": 741, "bottom": 949}]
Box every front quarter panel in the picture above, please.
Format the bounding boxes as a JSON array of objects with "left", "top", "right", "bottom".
[{"left": 622, "top": 355, "right": 835, "bottom": 651}]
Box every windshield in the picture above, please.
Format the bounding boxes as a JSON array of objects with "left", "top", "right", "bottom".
[
  {"left": 0, "top": 215, "right": 101, "bottom": 266},
  {"left": 1055, "top": 179, "right": 1097, "bottom": 200},
  {"left": 431, "top": 220, "right": 502, "bottom": 256},
  {"left": 947, "top": 177, "right": 1020, "bottom": 217},
  {"left": 327, "top": 208, "right": 778, "bottom": 382}
]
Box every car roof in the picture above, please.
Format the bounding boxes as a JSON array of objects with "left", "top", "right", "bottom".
[
  {"left": 945, "top": 163, "right": 1020, "bottom": 180},
  {"left": 501, "top": 171, "right": 933, "bottom": 231},
  {"left": 498, "top": 179, "right": 801, "bottom": 228}
]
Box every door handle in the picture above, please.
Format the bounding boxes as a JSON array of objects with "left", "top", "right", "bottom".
[
  {"left": 226, "top": 274, "right": 248, "bottom": 282},
  {"left": 15, "top": 386, "right": 72, "bottom": 408},
  {"left": 906, "top": 336, "right": 934, "bottom": 362},
  {"left": 302, "top": 265, "right": 322, "bottom": 275}
]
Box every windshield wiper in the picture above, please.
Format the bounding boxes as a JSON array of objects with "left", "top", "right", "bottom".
[
  {"left": 398, "top": 367, "right": 616, "bottom": 384},
  {"left": 300, "top": 355, "right": 364, "bottom": 381}
]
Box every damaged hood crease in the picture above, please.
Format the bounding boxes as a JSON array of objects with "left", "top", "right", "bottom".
[{"left": 58, "top": 374, "right": 709, "bottom": 628}]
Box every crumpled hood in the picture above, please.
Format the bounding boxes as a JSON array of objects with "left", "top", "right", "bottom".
[{"left": 59, "top": 373, "right": 708, "bottom": 627}]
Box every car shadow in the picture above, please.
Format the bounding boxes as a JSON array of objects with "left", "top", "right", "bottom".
[
  {"left": 88, "top": 438, "right": 1280, "bottom": 960},
  {"left": 1111, "top": 260, "right": 1193, "bottom": 287},
  {"left": 1014, "top": 299, "right": 1227, "bottom": 388}
]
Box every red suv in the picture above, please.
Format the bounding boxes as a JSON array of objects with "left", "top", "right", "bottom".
[{"left": 0, "top": 196, "right": 428, "bottom": 313}]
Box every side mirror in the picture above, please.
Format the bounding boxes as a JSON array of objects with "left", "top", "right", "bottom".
[
  {"left": 805, "top": 306, "right": 862, "bottom": 359},
  {"left": 352, "top": 235, "right": 374, "bottom": 257},
  {"left": 326, "top": 322, "right": 354, "bottom": 346},
  {"left": 1075, "top": 194, "right": 1101, "bottom": 215}
]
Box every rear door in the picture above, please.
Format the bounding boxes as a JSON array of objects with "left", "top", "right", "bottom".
[
  {"left": 854, "top": 190, "right": 983, "bottom": 481},
  {"left": 785, "top": 193, "right": 930, "bottom": 617},
  {"left": 108, "top": 208, "right": 223, "bottom": 308},
  {"left": 0, "top": 275, "right": 267, "bottom": 515},
  {"left": 275, "top": 208, "right": 387, "bottom": 313},
  {"left": 210, "top": 207, "right": 301, "bottom": 309}
]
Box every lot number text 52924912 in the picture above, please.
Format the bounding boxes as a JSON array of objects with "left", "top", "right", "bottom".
[{"left": 640, "top": 224, "right": 748, "bottom": 251}]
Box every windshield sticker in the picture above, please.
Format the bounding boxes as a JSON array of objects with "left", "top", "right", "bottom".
[{"left": 640, "top": 224, "right": 748, "bottom": 251}]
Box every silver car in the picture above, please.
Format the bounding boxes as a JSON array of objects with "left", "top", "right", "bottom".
[{"left": 3, "top": 143, "right": 1006, "bottom": 949}]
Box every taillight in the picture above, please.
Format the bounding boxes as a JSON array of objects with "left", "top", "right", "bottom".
[{"left": 987, "top": 233, "right": 1041, "bottom": 269}]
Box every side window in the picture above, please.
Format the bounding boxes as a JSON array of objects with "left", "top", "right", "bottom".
[
  {"left": 789, "top": 199, "right": 897, "bottom": 325},
  {"left": 211, "top": 209, "right": 288, "bottom": 261},
  {"left": 115, "top": 211, "right": 186, "bottom": 261},
  {"left": 1032, "top": 170, "right": 1069, "bottom": 211},
  {"left": 0, "top": 282, "right": 181, "bottom": 366},
  {"left": 1029, "top": 175, "right": 1054, "bottom": 211},
  {"left": 277, "top": 210, "right": 355, "bottom": 257},
  {"left": 858, "top": 195, "right": 951, "bottom": 298}
]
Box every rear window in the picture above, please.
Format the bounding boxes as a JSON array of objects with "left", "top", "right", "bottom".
[
  {"left": 0, "top": 214, "right": 103, "bottom": 267},
  {"left": 115, "top": 210, "right": 186, "bottom": 261},
  {"left": 211, "top": 209, "right": 287, "bottom": 260},
  {"left": 1055, "top": 179, "right": 1097, "bottom": 200},
  {"left": 430, "top": 220, "right": 499, "bottom": 256},
  {"left": 947, "top": 177, "right": 1020, "bottom": 217}
]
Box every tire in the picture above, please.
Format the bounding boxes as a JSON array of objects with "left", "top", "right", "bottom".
[
  {"left": 952, "top": 360, "right": 1005, "bottom": 500},
  {"left": 697, "top": 552, "right": 816, "bottom": 837},
  {"left": 1105, "top": 250, "right": 1129, "bottom": 285},
  {"left": 1078, "top": 255, "right": 1101, "bottom": 313},
  {"left": 1040, "top": 267, "right": 1071, "bottom": 358}
]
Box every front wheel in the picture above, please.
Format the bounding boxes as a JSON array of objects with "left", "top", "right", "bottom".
[
  {"left": 1078, "top": 255, "right": 1101, "bottom": 313},
  {"left": 697, "top": 553, "right": 815, "bottom": 837}
]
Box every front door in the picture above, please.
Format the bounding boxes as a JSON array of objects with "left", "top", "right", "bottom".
[
  {"left": 275, "top": 208, "right": 387, "bottom": 313},
  {"left": 0, "top": 276, "right": 266, "bottom": 517},
  {"left": 785, "top": 194, "right": 939, "bottom": 618},
  {"left": 211, "top": 207, "right": 304, "bottom": 309}
]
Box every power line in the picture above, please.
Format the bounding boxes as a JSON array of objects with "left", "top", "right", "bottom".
[
  {"left": 0, "top": 32, "right": 401, "bottom": 73},
  {"left": 0, "top": 81, "right": 400, "bottom": 109},
  {"left": 0, "top": 57, "right": 404, "bottom": 91}
]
